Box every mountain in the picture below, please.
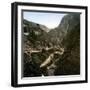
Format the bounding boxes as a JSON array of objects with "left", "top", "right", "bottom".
[
  {"left": 23, "top": 19, "right": 49, "bottom": 77},
  {"left": 48, "top": 13, "right": 80, "bottom": 45},
  {"left": 23, "top": 13, "right": 80, "bottom": 77},
  {"left": 23, "top": 19, "right": 50, "bottom": 49},
  {"left": 54, "top": 13, "right": 80, "bottom": 75},
  {"left": 23, "top": 19, "right": 49, "bottom": 35}
]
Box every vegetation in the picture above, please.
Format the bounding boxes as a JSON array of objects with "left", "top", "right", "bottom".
[{"left": 23, "top": 13, "right": 80, "bottom": 77}]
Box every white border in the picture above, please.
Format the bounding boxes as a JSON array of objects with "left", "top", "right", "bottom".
[{"left": 17, "top": 5, "right": 86, "bottom": 84}]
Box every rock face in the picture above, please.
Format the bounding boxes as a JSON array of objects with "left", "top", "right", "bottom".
[
  {"left": 23, "top": 20, "right": 51, "bottom": 77},
  {"left": 54, "top": 13, "right": 80, "bottom": 75},
  {"left": 54, "top": 24, "right": 80, "bottom": 75},
  {"left": 48, "top": 13, "right": 80, "bottom": 44},
  {"left": 23, "top": 13, "right": 80, "bottom": 77}
]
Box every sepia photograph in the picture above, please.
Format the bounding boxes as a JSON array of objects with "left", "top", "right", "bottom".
[{"left": 22, "top": 11, "right": 80, "bottom": 77}]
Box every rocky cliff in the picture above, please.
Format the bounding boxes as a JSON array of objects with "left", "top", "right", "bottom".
[{"left": 23, "top": 13, "right": 80, "bottom": 77}]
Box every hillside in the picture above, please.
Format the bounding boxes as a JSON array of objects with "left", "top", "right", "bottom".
[{"left": 23, "top": 13, "right": 80, "bottom": 77}]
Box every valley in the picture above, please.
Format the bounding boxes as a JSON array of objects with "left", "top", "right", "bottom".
[{"left": 23, "top": 13, "right": 80, "bottom": 77}]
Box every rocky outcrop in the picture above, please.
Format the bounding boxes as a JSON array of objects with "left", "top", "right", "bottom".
[
  {"left": 23, "top": 13, "right": 80, "bottom": 77},
  {"left": 54, "top": 13, "right": 80, "bottom": 75}
]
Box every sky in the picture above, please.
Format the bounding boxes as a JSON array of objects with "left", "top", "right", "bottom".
[{"left": 23, "top": 11, "right": 66, "bottom": 29}]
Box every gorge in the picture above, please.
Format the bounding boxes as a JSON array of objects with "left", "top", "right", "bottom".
[{"left": 23, "top": 13, "right": 80, "bottom": 77}]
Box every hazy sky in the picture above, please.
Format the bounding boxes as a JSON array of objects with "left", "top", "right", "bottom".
[{"left": 23, "top": 11, "right": 66, "bottom": 29}]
